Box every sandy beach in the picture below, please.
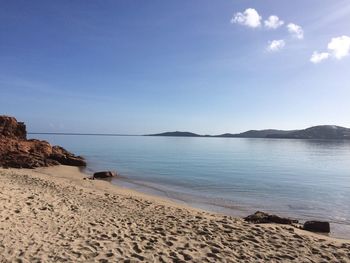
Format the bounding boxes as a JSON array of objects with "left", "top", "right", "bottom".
[{"left": 0, "top": 166, "right": 349, "bottom": 262}]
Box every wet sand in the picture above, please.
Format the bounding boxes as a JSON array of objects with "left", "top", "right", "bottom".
[{"left": 0, "top": 165, "right": 349, "bottom": 262}]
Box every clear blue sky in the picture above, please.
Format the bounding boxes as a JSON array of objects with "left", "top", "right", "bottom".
[{"left": 1, "top": 0, "right": 350, "bottom": 134}]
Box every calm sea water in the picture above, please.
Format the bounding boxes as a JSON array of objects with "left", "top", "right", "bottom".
[{"left": 31, "top": 135, "right": 350, "bottom": 239}]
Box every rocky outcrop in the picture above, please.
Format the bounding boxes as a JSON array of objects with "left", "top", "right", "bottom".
[
  {"left": 0, "top": 115, "right": 86, "bottom": 169},
  {"left": 0, "top": 116, "right": 26, "bottom": 140},
  {"left": 303, "top": 221, "right": 330, "bottom": 233},
  {"left": 93, "top": 171, "right": 117, "bottom": 179},
  {"left": 50, "top": 146, "right": 86, "bottom": 167},
  {"left": 244, "top": 211, "right": 298, "bottom": 225}
]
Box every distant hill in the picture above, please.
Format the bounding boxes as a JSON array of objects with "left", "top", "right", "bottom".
[
  {"left": 148, "top": 125, "right": 350, "bottom": 140},
  {"left": 267, "top": 125, "right": 350, "bottom": 139},
  {"left": 216, "top": 129, "right": 296, "bottom": 138},
  {"left": 147, "top": 131, "right": 201, "bottom": 137}
]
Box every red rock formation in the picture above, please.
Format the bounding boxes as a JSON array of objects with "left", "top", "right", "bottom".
[
  {"left": 0, "top": 115, "right": 86, "bottom": 168},
  {"left": 0, "top": 116, "right": 26, "bottom": 139}
]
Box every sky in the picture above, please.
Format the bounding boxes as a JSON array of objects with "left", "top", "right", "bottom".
[{"left": 1, "top": 0, "right": 350, "bottom": 134}]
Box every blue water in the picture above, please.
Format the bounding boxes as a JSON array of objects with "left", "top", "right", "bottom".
[{"left": 31, "top": 135, "right": 350, "bottom": 239}]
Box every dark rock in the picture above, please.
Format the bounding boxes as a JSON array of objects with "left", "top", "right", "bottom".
[
  {"left": 303, "top": 221, "right": 330, "bottom": 233},
  {"left": 50, "top": 146, "right": 86, "bottom": 166},
  {"left": 0, "top": 115, "right": 86, "bottom": 168},
  {"left": 93, "top": 171, "right": 117, "bottom": 179},
  {"left": 244, "top": 211, "right": 298, "bottom": 225}
]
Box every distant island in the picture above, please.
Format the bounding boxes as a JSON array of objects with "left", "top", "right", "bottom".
[
  {"left": 148, "top": 131, "right": 201, "bottom": 137},
  {"left": 147, "top": 125, "right": 350, "bottom": 140}
]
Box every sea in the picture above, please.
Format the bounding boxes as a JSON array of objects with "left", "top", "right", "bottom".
[{"left": 30, "top": 134, "right": 350, "bottom": 239}]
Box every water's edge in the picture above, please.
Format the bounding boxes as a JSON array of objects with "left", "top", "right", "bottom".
[
  {"left": 83, "top": 165, "right": 348, "bottom": 240},
  {"left": 31, "top": 135, "right": 350, "bottom": 240}
]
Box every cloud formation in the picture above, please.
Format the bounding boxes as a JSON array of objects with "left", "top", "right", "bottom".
[
  {"left": 267, "top": 40, "right": 286, "bottom": 52},
  {"left": 310, "top": 35, "right": 350, "bottom": 63},
  {"left": 264, "top": 15, "right": 284, "bottom": 29},
  {"left": 231, "top": 8, "right": 305, "bottom": 55},
  {"left": 231, "top": 8, "right": 262, "bottom": 28},
  {"left": 310, "top": 52, "right": 330, "bottom": 64},
  {"left": 287, "top": 23, "right": 304, "bottom": 39},
  {"left": 328, "top": 36, "right": 350, "bottom": 59}
]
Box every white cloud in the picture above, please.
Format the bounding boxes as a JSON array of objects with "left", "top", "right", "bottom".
[
  {"left": 287, "top": 23, "right": 304, "bottom": 39},
  {"left": 327, "top": 36, "right": 350, "bottom": 59},
  {"left": 264, "top": 15, "right": 284, "bottom": 29},
  {"left": 231, "top": 8, "right": 262, "bottom": 28},
  {"left": 310, "top": 52, "right": 330, "bottom": 64},
  {"left": 310, "top": 35, "right": 350, "bottom": 63},
  {"left": 267, "top": 40, "right": 286, "bottom": 52}
]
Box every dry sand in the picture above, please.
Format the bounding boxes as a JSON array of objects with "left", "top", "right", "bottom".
[{"left": 0, "top": 166, "right": 349, "bottom": 263}]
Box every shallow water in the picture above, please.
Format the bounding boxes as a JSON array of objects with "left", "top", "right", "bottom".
[{"left": 32, "top": 135, "right": 350, "bottom": 239}]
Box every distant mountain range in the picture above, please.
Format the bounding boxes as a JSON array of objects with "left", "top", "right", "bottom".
[{"left": 147, "top": 125, "right": 350, "bottom": 140}]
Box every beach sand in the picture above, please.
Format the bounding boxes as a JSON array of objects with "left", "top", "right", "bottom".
[{"left": 0, "top": 166, "right": 349, "bottom": 262}]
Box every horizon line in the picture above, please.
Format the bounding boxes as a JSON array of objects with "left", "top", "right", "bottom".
[
  {"left": 28, "top": 132, "right": 140, "bottom": 136},
  {"left": 28, "top": 124, "right": 349, "bottom": 138}
]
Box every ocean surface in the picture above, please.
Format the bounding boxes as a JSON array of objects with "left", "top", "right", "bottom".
[{"left": 31, "top": 134, "right": 350, "bottom": 239}]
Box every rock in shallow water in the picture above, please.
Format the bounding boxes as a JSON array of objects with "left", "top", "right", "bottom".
[
  {"left": 303, "top": 221, "right": 330, "bottom": 233},
  {"left": 93, "top": 171, "right": 117, "bottom": 179}
]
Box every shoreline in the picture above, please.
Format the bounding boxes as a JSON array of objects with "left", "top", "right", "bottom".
[
  {"left": 26, "top": 131, "right": 350, "bottom": 240},
  {"left": 104, "top": 169, "right": 350, "bottom": 240},
  {"left": 1, "top": 165, "right": 350, "bottom": 262},
  {"left": 56, "top": 165, "right": 350, "bottom": 240}
]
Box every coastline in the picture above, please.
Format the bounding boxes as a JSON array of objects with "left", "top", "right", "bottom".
[
  {"left": 26, "top": 132, "right": 350, "bottom": 240},
  {"left": 111, "top": 176, "right": 350, "bottom": 240},
  {"left": 1, "top": 165, "right": 349, "bottom": 262}
]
